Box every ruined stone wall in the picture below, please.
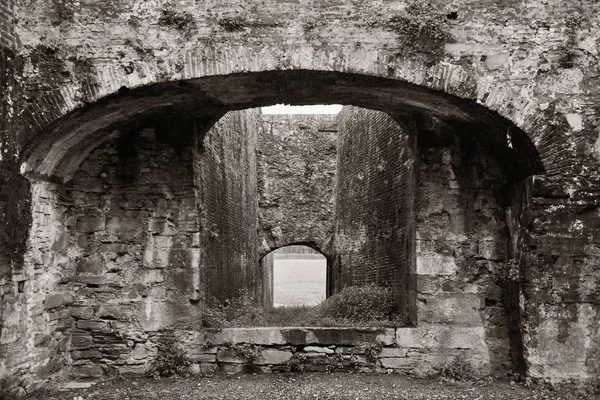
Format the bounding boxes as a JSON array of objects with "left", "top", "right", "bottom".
[
  {"left": 257, "top": 114, "right": 337, "bottom": 256},
  {"left": 333, "top": 106, "right": 416, "bottom": 320},
  {"left": 0, "top": 1, "right": 35, "bottom": 397},
  {"left": 155, "top": 326, "right": 491, "bottom": 377},
  {"left": 520, "top": 177, "right": 600, "bottom": 382},
  {"left": 195, "top": 110, "right": 260, "bottom": 303},
  {"left": 64, "top": 126, "right": 202, "bottom": 378},
  {"left": 415, "top": 135, "right": 512, "bottom": 376},
  {"left": 0, "top": 0, "right": 599, "bottom": 389}
]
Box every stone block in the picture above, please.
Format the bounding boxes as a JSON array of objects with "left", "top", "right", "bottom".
[
  {"left": 207, "top": 328, "right": 287, "bottom": 345},
  {"left": 485, "top": 52, "right": 509, "bottom": 70},
  {"left": 380, "top": 357, "right": 416, "bottom": 369},
  {"left": 216, "top": 348, "right": 246, "bottom": 364},
  {"left": 71, "top": 306, "right": 95, "bottom": 320},
  {"left": 118, "top": 364, "right": 147, "bottom": 376},
  {"left": 76, "top": 215, "right": 105, "bottom": 233},
  {"left": 190, "top": 354, "right": 217, "bottom": 363},
  {"left": 304, "top": 346, "right": 334, "bottom": 354},
  {"left": 133, "top": 343, "right": 156, "bottom": 360},
  {"left": 71, "top": 333, "right": 93, "bottom": 349},
  {"left": 106, "top": 216, "right": 144, "bottom": 238},
  {"left": 44, "top": 292, "right": 73, "bottom": 310},
  {"left": 98, "top": 304, "right": 131, "bottom": 320},
  {"left": 142, "top": 269, "right": 165, "bottom": 284},
  {"left": 200, "top": 363, "right": 218, "bottom": 374},
  {"left": 76, "top": 320, "right": 106, "bottom": 331},
  {"left": 417, "top": 294, "right": 483, "bottom": 325},
  {"left": 207, "top": 327, "right": 394, "bottom": 346},
  {"left": 304, "top": 328, "right": 395, "bottom": 346},
  {"left": 379, "top": 348, "right": 408, "bottom": 358},
  {"left": 51, "top": 232, "right": 70, "bottom": 250},
  {"left": 416, "top": 254, "right": 457, "bottom": 275},
  {"left": 71, "top": 349, "right": 102, "bottom": 360},
  {"left": 255, "top": 349, "right": 293, "bottom": 365},
  {"left": 396, "top": 325, "right": 486, "bottom": 349}
]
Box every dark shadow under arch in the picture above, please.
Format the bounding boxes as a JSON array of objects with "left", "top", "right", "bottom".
[{"left": 20, "top": 70, "right": 544, "bottom": 183}]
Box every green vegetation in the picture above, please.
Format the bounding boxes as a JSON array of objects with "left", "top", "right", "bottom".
[{"left": 201, "top": 284, "right": 404, "bottom": 328}]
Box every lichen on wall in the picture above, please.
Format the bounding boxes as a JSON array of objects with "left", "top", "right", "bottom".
[{"left": 257, "top": 113, "right": 338, "bottom": 256}]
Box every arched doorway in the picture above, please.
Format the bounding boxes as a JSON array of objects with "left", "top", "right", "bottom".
[{"left": 261, "top": 245, "right": 329, "bottom": 308}]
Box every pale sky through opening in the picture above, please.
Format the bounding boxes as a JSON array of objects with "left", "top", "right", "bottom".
[{"left": 261, "top": 104, "right": 343, "bottom": 114}]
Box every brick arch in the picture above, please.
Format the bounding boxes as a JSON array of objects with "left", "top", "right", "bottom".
[
  {"left": 19, "top": 46, "right": 549, "bottom": 181},
  {"left": 259, "top": 238, "right": 332, "bottom": 261}
]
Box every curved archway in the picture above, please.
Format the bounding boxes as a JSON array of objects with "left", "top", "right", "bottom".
[
  {"left": 12, "top": 68, "right": 548, "bottom": 387},
  {"left": 20, "top": 69, "right": 544, "bottom": 182},
  {"left": 260, "top": 244, "right": 331, "bottom": 308}
]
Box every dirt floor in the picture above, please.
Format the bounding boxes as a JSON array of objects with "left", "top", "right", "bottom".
[{"left": 25, "top": 373, "right": 599, "bottom": 400}]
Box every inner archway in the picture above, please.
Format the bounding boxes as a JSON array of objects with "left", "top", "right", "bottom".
[{"left": 264, "top": 245, "right": 328, "bottom": 308}]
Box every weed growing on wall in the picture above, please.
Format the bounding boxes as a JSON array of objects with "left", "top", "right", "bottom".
[
  {"left": 286, "top": 353, "right": 307, "bottom": 372},
  {"left": 357, "top": 341, "right": 384, "bottom": 362},
  {"left": 202, "top": 289, "right": 268, "bottom": 328},
  {"left": 437, "top": 355, "right": 475, "bottom": 383},
  {"left": 386, "top": 1, "right": 451, "bottom": 57},
  {"left": 148, "top": 336, "right": 191, "bottom": 379},
  {"left": 158, "top": 4, "right": 197, "bottom": 37},
  {"left": 218, "top": 16, "right": 247, "bottom": 32},
  {"left": 223, "top": 341, "right": 263, "bottom": 362}
]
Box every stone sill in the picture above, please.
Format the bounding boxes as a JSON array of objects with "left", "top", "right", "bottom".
[{"left": 201, "top": 325, "right": 485, "bottom": 349}]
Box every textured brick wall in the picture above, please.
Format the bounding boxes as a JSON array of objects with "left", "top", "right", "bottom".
[
  {"left": 0, "top": 0, "right": 14, "bottom": 49},
  {"left": 258, "top": 114, "right": 337, "bottom": 256},
  {"left": 195, "top": 109, "right": 260, "bottom": 303},
  {"left": 333, "top": 106, "right": 416, "bottom": 321},
  {"left": 415, "top": 134, "right": 512, "bottom": 376}
]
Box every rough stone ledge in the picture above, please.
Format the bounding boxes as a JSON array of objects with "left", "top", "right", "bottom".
[{"left": 204, "top": 327, "right": 396, "bottom": 346}]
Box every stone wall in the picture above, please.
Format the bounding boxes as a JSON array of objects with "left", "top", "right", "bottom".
[
  {"left": 149, "top": 326, "right": 491, "bottom": 377},
  {"left": 415, "top": 133, "right": 512, "bottom": 376},
  {"left": 520, "top": 176, "right": 600, "bottom": 382},
  {"left": 258, "top": 114, "right": 337, "bottom": 256},
  {"left": 333, "top": 107, "right": 417, "bottom": 321},
  {"left": 196, "top": 110, "right": 260, "bottom": 303},
  {"left": 0, "top": 0, "right": 599, "bottom": 391},
  {"left": 65, "top": 124, "right": 201, "bottom": 378}
]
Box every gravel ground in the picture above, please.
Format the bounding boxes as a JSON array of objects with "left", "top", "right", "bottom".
[{"left": 26, "top": 373, "right": 599, "bottom": 400}]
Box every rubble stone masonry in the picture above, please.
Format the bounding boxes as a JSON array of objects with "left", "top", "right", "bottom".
[{"left": 0, "top": 0, "right": 599, "bottom": 395}]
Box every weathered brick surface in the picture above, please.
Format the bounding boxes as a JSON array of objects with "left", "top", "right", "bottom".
[
  {"left": 195, "top": 109, "right": 260, "bottom": 302},
  {"left": 257, "top": 114, "right": 337, "bottom": 256},
  {"left": 333, "top": 106, "right": 417, "bottom": 320}
]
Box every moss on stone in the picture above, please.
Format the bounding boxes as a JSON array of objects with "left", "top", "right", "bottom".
[
  {"left": 385, "top": 1, "right": 452, "bottom": 58},
  {"left": 158, "top": 5, "right": 197, "bottom": 38}
]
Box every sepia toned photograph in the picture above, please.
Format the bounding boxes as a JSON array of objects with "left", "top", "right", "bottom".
[{"left": 0, "top": 0, "right": 598, "bottom": 399}]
